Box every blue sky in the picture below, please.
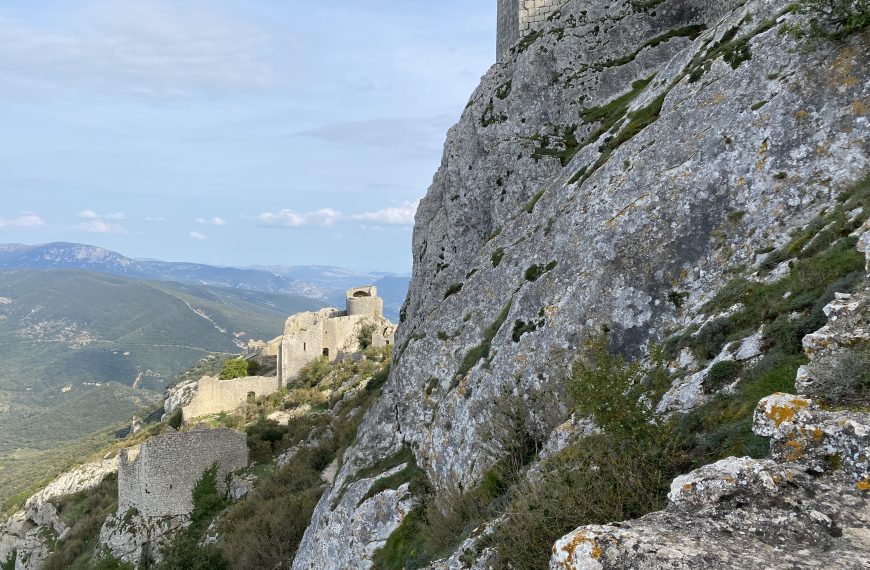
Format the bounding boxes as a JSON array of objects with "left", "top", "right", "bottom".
[{"left": 0, "top": 1, "right": 495, "bottom": 273}]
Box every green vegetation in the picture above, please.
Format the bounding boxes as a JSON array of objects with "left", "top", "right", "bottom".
[
  {"left": 373, "top": 391, "right": 543, "bottom": 569},
  {"left": 154, "top": 465, "right": 231, "bottom": 569},
  {"left": 214, "top": 350, "right": 393, "bottom": 569},
  {"left": 0, "top": 270, "right": 321, "bottom": 508},
  {"left": 524, "top": 261, "right": 557, "bottom": 282},
  {"left": 786, "top": 0, "right": 870, "bottom": 39},
  {"left": 531, "top": 126, "right": 580, "bottom": 166},
  {"left": 491, "top": 248, "right": 505, "bottom": 268},
  {"left": 705, "top": 360, "right": 743, "bottom": 391},
  {"left": 452, "top": 301, "right": 513, "bottom": 387},
  {"left": 594, "top": 26, "right": 706, "bottom": 69},
  {"left": 525, "top": 190, "right": 546, "bottom": 214},
  {"left": 665, "top": 177, "right": 870, "bottom": 364},
  {"left": 220, "top": 359, "right": 250, "bottom": 380},
  {"left": 358, "top": 321, "right": 378, "bottom": 350},
  {"left": 444, "top": 283, "right": 464, "bottom": 299},
  {"left": 40, "top": 475, "right": 119, "bottom": 570}
]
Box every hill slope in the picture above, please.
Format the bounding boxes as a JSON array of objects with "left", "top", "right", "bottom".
[
  {"left": 0, "top": 243, "right": 409, "bottom": 319},
  {"left": 0, "top": 269, "right": 323, "bottom": 507}
]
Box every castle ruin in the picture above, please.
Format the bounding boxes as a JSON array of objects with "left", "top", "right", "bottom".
[
  {"left": 497, "top": 0, "right": 570, "bottom": 59},
  {"left": 117, "top": 427, "right": 248, "bottom": 517},
  {"left": 277, "top": 286, "right": 396, "bottom": 385},
  {"left": 182, "top": 375, "right": 281, "bottom": 421}
]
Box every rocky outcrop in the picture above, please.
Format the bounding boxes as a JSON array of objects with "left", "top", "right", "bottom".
[
  {"left": 0, "top": 458, "right": 118, "bottom": 570},
  {"left": 99, "top": 512, "right": 188, "bottom": 565},
  {"left": 549, "top": 272, "right": 870, "bottom": 568},
  {"left": 550, "top": 395, "right": 870, "bottom": 569},
  {"left": 292, "top": 0, "right": 870, "bottom": 566}
]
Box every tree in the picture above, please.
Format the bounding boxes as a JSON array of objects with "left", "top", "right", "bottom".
[{"left": 220, "top": 359, "right": 249, "bottom": 380}]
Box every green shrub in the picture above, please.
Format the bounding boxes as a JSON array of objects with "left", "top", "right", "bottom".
[
  {"left": 2, "top": 552, "right": 15, "bottom": 570},
  {"left": 358, "top": 321, "right": 378, "bottom": 350},
  {"left": 444, "top": 283, "right": 463, "bottom": 299},
  {"left": 704, "top": 360, "right": 742, "bottom": 392},
  {"left": 89, "top": 556, "right": 135, "bottom": 570},
  {"left": 167, "top": 409, "right": 183, "bottom": 430},
  {"left": 189, "top": 464, "right": 228, "bottom": 536},
  {"left": 42, "top": 475, "right": 118, "bottom": 570},
  {"left": 155, "top": 533, "right": 229, "bottom": 570},
  {"left": 491, "top": 248, "right": 505, "bottom": 268},
  {"left": 495, "top": 335, "right": 688, "bottom": 568},
  {"left": 808, "top": 346, "right": 870, "bottom": 404},
  {"left": 295, "top": 357, "right": 331, "bottom": 388},
  {"left": 788, "top": 0, "right": 870, "bottom": 39},
  {"left": 220, "top": 359, "right": 249, "bottom": 380},
  {"left": 524, "top": 261, "right": 557, "bottom": 282}
]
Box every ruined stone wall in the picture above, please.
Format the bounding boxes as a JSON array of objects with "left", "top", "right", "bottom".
[
  {"left": 117, "top": 428, "right": 247, "bottom": 517},
  {"left": 372, "top": 324, "right": 397, "bottom": 348},
  {"left": 182, "top": 375, "right": 281, "bottom": 420},
  {"left": 280, "top": 312, "right": 328, "bottom": 385}
]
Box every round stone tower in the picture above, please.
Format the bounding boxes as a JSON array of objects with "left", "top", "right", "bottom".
[{"left": 346, "top": 286, "right": 383, "bottom": 318}]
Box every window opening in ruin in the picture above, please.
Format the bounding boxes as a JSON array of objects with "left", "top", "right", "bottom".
[
  {"left": 353, "top": 291, "right": 371, "bottom": 297},
  {"left": 247, "top": 391, "right": 256, "bottom": 403},
  {"left": 323, "top": 348, "right": 329, "bottom": 357}
]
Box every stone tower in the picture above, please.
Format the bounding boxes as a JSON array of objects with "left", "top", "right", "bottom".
[{"left": 497, "top": 0, "right": 569, "bottom": 60}]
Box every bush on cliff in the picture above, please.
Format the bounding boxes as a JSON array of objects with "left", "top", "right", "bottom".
[
  {"left": 789, "top": 0, "right": 870, "bottom": 39},
  {"left": 220, "top": 359, "right": 250, "bottom": 380}
]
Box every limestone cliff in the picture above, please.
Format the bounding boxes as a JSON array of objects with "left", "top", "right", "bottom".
[{"left": 292, "top": 0, "right": 870, "bottom": 567}]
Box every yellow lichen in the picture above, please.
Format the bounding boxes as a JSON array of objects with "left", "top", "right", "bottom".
[
  {"left": 591, "top": 544, "right": 603, "bottom": 560},
  {"left": 768, "top": 405, "right": 796, "bottom": 427},
  {"left": 853, "top": 100, "right": 869, "bottom": 117},
  {"left": 812, "top": 427, "right": 825, "bottom": 443},
  {"left": 856, "top": 479, "right": 870, "bottom": 492},
  {"left": 784, "top": 440, "right": 805, "bottom": 462},
  {"left": 795, "top": 109, "right": 809, "bottom": 120}
]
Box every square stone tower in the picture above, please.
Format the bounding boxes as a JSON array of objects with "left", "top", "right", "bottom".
[{"left": 497, "top": 0, "right": 569, "bottom": 60}]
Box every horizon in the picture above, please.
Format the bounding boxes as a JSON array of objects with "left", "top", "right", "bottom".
[
  {"left": 0, "top": 239, "right": 412, "bottom": 276},
  {"left": 0, "top": 1, "right": 495, "bottom": 274}
]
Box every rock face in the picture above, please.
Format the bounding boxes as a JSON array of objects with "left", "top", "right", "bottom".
[
  {"left": 292, "top": 0, "right": 870, "bottom": 567},
  {"left": 550, "top": 393, "right": 870, "bottom": 569},
  {"left": 0, "top": 458, "right": 118, "bottom": 570}
]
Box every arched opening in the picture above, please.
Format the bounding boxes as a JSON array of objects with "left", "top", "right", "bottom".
[
  {"left": 323, "top": 348, "right": 330, "bottom": 357},
  {"left": 247, "top": 391, "right": 256, "bottom": 403},
  {"left": 353, "top": 291, "right": 371, "bottom": 298}
]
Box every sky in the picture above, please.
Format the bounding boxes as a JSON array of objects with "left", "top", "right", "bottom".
[{"left": 0, "top": 0, "right": 495, "bottom": 274}]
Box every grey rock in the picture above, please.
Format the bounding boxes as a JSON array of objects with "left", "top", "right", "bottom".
[{"left": 294, "top": 0, "right": 870, "bottom": 566}]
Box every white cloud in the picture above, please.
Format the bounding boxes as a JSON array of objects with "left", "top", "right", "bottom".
[
  {"left": 257, "top": 202, "right": 418, "bottom": 229},
  {"left": 0, "top": 212, "right": 45, "bottom": 228},
  {"left": 194, "top": 217, "right": 226, "bottom": 226},
  {"left": 257, "top": 208, "right": 343, "bottom": 228},
  {"left": 0, "top": 0, "right": 274, "bottom": 100},
  {"left": 145, "top": 216, "right": 166, "bottom": 222},
  {"left": 351, "top": 201, "right": 418, "bottom": 225},
  {"left": 75, "top": 210, "right": 127, "bottom": 234},
  {"left": 189, "top": 230, "right": 208, "bottom": 240}
]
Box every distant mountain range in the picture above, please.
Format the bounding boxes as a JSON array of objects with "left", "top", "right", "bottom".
[{"left": 0, "top": 243, "right": 410, "bottom": 320}]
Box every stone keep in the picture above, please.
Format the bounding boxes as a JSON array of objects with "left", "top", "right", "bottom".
[
  {"left": 497, "top": 0, "right": 569, "bottom": 59},
  {"left": 277, "top": 286, "right": 396, "bottom": 385},
  {"left": 117, "top": 427, "right": 248, "bottom": 517}
]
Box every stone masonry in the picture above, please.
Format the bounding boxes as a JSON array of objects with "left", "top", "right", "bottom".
[
  {"left": 117, "top": 427, "right": 248, "bottom": 517},
  {"left": 497, "top": 0, "right": 569, "bottom": 59},
  {"left": 277, "top": 286, "right": 396, "bottom": 385},
  {"left": 181, "top": 375, "right": 281, "bottom": 421}
]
